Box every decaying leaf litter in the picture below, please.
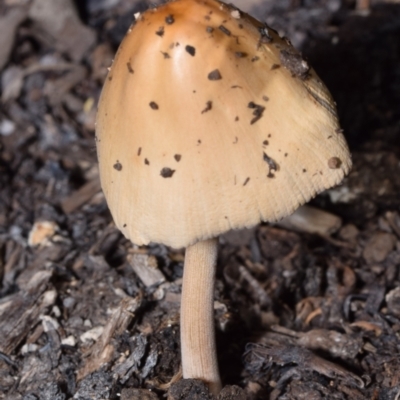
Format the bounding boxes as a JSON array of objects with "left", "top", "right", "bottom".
[{"left": 1, "top": 0, "right": 400, "bottom": 399}]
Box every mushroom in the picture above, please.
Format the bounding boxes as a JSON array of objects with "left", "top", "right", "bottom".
[{"left": 96, "top": 0, "right": 352, "bottom": 395}]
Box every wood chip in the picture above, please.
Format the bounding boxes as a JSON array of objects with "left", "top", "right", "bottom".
[
  {"left": 0, "top": 6, "right": 29, "bottom": 70},
  {"left": 77, "top": 293, "right": 142, "bottom": 380},
  {"left": 276, "top": 205, "right": 342, "bottom": 235},
  {"left": 61, "top": 177, "right": 101, "bottom": 214},
  {"left": 128, "top": 253, "right": 165, "bottom": 288},
  {"left": 0, "top": 270, "right": 55, "bottom": 354}
]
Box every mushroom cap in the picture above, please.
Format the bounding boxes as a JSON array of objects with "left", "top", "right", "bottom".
[{"left": 96, "top": 0, "right": 352, "bottom": 249}]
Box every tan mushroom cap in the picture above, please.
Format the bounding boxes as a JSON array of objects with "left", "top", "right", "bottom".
[{"left": 96, "top": 0, "right": 352, "bottom": 249}]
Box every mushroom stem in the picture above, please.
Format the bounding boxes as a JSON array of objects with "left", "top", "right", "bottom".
[{"left": 181, "top": 238, "right": 221, "bottom": 395}]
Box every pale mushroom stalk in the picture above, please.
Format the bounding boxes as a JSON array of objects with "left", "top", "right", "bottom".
[{"left": 181, "top": 238, "right": 221, "bottom": 395}]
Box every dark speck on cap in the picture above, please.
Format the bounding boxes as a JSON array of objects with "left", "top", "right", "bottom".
[
  {"left": 328, "top": 157, "right": 342, "bottom": 169},
  {"left": 208, "top": 69, "right": 222, "bottom": 80},
  {"left": 280, "top": 49, "right": 309, "bottom": 79},
  {"left": 248, "top": 102, "right": 265, "bottom": 124},
  {"left": 127, "top": 62, "right": 134, "bottom": 74},
  {"left": 263, "top": 152, "right": 278, "bottom": 178},
  {"left": 235, "top": 52, "right": 247, "bottom": 58},
  {"left": 149, "top": 101, "right": 159, "bottom": 110},
  {"left": 201, "top": 101, "right": 212, "bottom": 114},
  {"left": 165, "top": 15, "right": 174, "bottom": 24},
  {"left": 259, "top": 26, "right": 272, "bottom": 43},
  {"left": 185, "top": 45, "right": 196, "bottom": 56},
  {"left": 219, "top": 25, "right": 231, "bottom": 36},
  {"left": 113, "top": 161, "right": 122, "bottom": 171},
  {"left": 160, "top": 167, "right": 175, "bottom": 178},
  {"left": 156, "top": 26, "right": 165, "bottom": 36}
]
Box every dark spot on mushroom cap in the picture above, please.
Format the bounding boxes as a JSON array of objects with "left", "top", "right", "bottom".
[
  {"left": 208, "top": 69, "right": 222, "bottom": 80},
  {"left": 219, "top": 25, "right": 231, "bottom": 36},
  {"left": 284, "top": 153, "right": 288, "bottom": 157},
  {"left": 123, "top": 224, "right": 127, "bottom": 227},
  {"left": 145, "top": 158, "right": 150, "bottom": 165},
  {"left": 161, "top": 51, "right": 170, "bottom": 59},
  {"left": 271, "top": 63, "right": 280, "bottom": 70},
  {"left": 263, "top": 140, "right": 269, "bottom": 146},
  {"left": 259, "top": 26, "right": 272, "bottom": 43},
  {"left": 251, "top": 56, "right": 260, "bottom": 62},
  {"left": 201, "top": 101, "right": 212, "bottom": 114},
  {"left": 206, "top": 26, "right": 214, "bottom": 33},
  {"left": 113, "top": 161, "right": 122, "bottom": 171},
  {"left": 185, "top": 45, "right": 196, "bottom": 56},
  {"left": 280, "top": 49, "right": 310, "bottom": 79},
  {"left": 156, "top": 26, "right": 165, "bottom": 36},
  {"left": 263, "top": 152, "right": 278, "bottom": 178},
  {"left": 165, "top": 15, "right": 174, "bottom": 24},
  {"left": 303, "top": 169, "right": 307, "bottom": 173},
  {"left": 197, "top": 140, "right": 202, "bottom": 145},
  {"left": 248, "top": 102, "right": 265, "bottom": 125},
  {"left": 243, "top": 177, "right": 250, "bottom": 186},
  {"left": 108, "top": 76, "right": 112, "bottom": 81},
  {"left": 235, "top": 116, "right": 239, "bottom": 121},
  {"left": 262, "top": 95, "right": 269, "bottom": 102},
  {"left": 149, "top": 101, "right": 159, "bottom": 110},
  {"left": 328, "top": 157, "right": 342, "bottom": 169},
  {"left": 137, "top": 147, "right": 142, "bottom": 156},
  {"left": 174, "top": 154, "right": 181, "bottom": 162},
  {"left": 235, "top": 52, "right": 247, "bottom": 58},
  {"left": 160, "top": 167, "right": 175, "bottom": 178},
  {"left": 127, "top": 62, "right": 134, "bottom": 74}
]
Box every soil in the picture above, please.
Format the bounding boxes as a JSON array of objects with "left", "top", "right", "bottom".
[{"left": 1, "top": 0, "right": 400, "bottom": 399}]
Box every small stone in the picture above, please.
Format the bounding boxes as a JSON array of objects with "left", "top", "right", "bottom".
[
  {"left": 0, "top": 119, "right": 15, "bottom": 136},
  {"left": 28, "top": 221, "right": 58, "bottom": 247},
  {"left": 386, "top": 287, "right": 400, "bottom": 318},
  {"left": 363, "top": 232, "right": 396, "bottom": 264}
]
